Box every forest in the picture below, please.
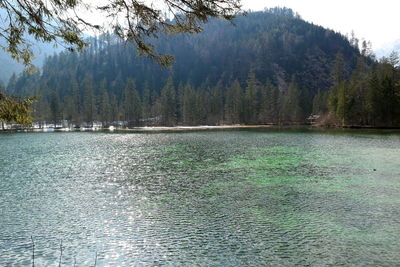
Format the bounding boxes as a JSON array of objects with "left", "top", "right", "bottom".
[{"left": 3, "top": 8, "right": 400, "bottom": 127}]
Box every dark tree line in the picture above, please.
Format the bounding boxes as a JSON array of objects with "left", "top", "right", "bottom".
[{"left": 8, "top": 70, "right": 311, "bottom": 126}]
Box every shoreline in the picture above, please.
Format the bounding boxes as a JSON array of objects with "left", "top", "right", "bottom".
[
  {"left": 124, "top": 125, "right": 276, "bottom": 131},
  {"left": 0, "top": 124, "right": 276, "bottom": 133},
  {"left": 2, "top": 124, "right": 400, "bottom": 133}
]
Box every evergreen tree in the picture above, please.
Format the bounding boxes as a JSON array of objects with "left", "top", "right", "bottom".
[
  {"left": 161, "top": 76, "right": 176, "bottom": 126},
  {"left": 224, "top": 80, "right": 242, "bottom": 124},
  {"left": 123, "top": 79, "right": 142, "bottom": 126},
  {"left": 335, "top": 81, "right": 347, "bottom": 125},
  {"left": 282, "top": 77, "right": 303, "bottom": 123},
  {"left": 259, "top": 80, "right": 276, "bottom": 123},
  {"left": 208, "top": 80, "right": 224, "bottom": 125},
  {"left": 366, "top": 71, "right": 383, "bottom": 125},
  {"left": 341, "top": 59, "right": 369, "bottom": 126},
  {"left": 243, "top": 72, "right": 260, "bottom": 124},
  {"left": 327, "top": 52, "right": 346, "bottom": 118},
  {"left": 142, "top": 82, "right": 151, "bottom": 121},
  {"left": 70, "top": 77, "right": 81, "bottom": 122},
  {"left": 176, "top": 82, "right": 184, "bottom": 124},
  {"left": 182, "top": 83, "right": 196, "bottom": 125},
  {"left": 312, "top": 90, "right": 327, "bottom": 115},
  {"left": 50, "top": 91, "right": 62, "bottom": 125},
  {"left": 269, "top": 84, "right": 280, "bottom": 124},
  {"left": 82, "top": 75, "right": 97, "bottom": 123},
  {"left": 109, "top": 93, "right": 120, "bottom": 122},
  {"left": 99, "top": 80, "right": 112, "bottom": 124}
]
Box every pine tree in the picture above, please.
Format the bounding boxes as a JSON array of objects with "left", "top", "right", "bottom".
[
  {"left": 366, "top": 71, "right": 380, "bottom": 125},
  {"left": 131, "top": 88, "right": 142, "bottom": 126},
  {"left": 259, "top": 80, "right": 274, "bottom": 123},
  {"left": 82, "top": 75, "right": 97, "bottom": 123},
  {"left": 98, "top": 80, "right": 112, "bottom": 124},
  {"left": 208, "top": 80, "right": 224, "bottom": 125},
  {"left": 142, "top": 82, "right": 151, "bottom": 122},
  {"left": 176, "top": 82, "right": 184, "bottom": 124},
  {"left": 123, "top": 79, "right": 142, "bottom": 126},
  {"left": 50, "top": 91, "right": 62, "bottom": 126},
  {"left": 182, "top": 83, "right": 196, "bottom": 125},
  {"left": 224, "top": 80, "right": 242, "bottom": 124},
  {"left": 63, "top": 95, "right": 75, "bottom": 121},
  {"left": 70, "top": 77, "right": 81, "bottom": 122},
  {"left": 283, "top": 77, "right": 303, "bottom": 123},
  {"left": 335, "top": 81, "right": 347, "bottom": 125},
  {"left": 327, "top": 52, "right": 346, "bottom": 117},
  {"left": 312, "top": 89, "right": 327, "bottom": 115},
  {"left": 110, "top": 93, "right": 120, "bottom": 122},
  {"left": 346, "top": 56, "right": 370, "bottom": 125},
  {"left": 161, "top": 76, "right": 176, "bottom": 126},
  {"left": 269, "top": 85, "right": 280, "bottom": 124},
  {"left": 243, "top": 72, "right": 260, "bottom": 124}
]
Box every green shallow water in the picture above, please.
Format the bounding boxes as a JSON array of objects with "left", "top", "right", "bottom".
[{"left": 0, "top": 129, "right": 399, "bottom": 266}]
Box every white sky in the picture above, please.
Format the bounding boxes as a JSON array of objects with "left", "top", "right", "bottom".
[{"left": 241, "top": 0, "right": 400, "bottom": 50}]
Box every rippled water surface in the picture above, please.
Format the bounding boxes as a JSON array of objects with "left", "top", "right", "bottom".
[{"left": 1, "top": 129, "right": 400, "bottom": 266}]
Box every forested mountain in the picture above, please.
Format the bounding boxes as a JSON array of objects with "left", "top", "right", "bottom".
[{"left": 6, "top": 8, "right": 399, "bottom": 127}]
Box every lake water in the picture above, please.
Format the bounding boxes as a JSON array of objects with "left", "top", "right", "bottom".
[{"left": 1, "top": 129, "right": 399, "bottom": 266}]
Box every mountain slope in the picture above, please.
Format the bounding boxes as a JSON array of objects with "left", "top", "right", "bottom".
[{"left": 8, "top": 8, "right": 366, "bottom": 125}]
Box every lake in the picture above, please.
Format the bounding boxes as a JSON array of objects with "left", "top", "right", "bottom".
[{"left": 1, "top": 129, "right": 399, "bottom": 266}]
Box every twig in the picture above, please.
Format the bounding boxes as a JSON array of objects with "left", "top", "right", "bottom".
[
  {"left": 31, "top": 236, "right": 35, "bottom": 267},
  {"left": 74, "top": 256, "right": 77, "bottom": 267},
  {"left": 94, "top": 251, "right": 97, "bottom": 266},
  {"left": 59, "top": 240, "right": 63, "bottom": 267}
]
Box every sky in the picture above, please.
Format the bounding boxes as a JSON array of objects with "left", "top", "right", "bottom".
[{"left": 241, "top": 0, "right": 400, "bottom": 51}]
